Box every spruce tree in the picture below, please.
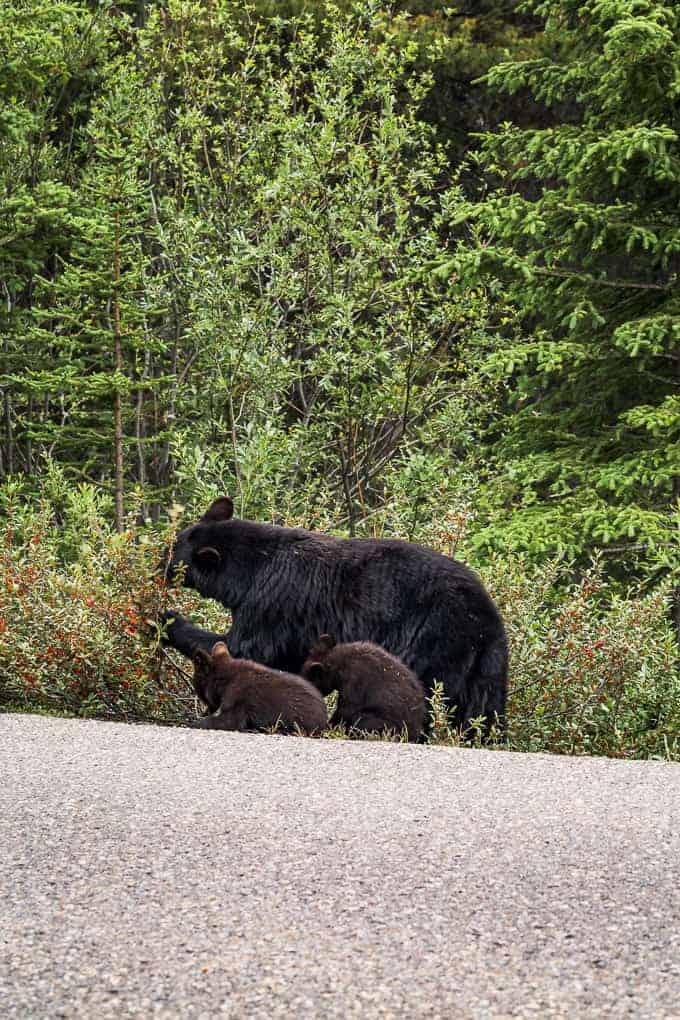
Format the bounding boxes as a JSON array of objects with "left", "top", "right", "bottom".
[
  {"left": 24, "top": 71, "right": 152, "bottom": 528},
  {"left": 454, "top": 0, "right": 680, "bottom": 631}
]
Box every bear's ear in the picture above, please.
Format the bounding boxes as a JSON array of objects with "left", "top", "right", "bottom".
[
  {"left": 192, "top": 648, "right": 212, "bottom": 668},
  {"left": 305, "top": 662, "right": 324, "bottom": 684},
  {"left": 316, "top": 634, "right": 336, "bottom": 652},
  {"left": 195, "top": 545, "right": 221, "bottom": 566},
  {"left": 202, "top": 496, "right": 234, "bottom": 522},
  {"left": 211, "top": 641, "right": 231, "bottom": 660}
]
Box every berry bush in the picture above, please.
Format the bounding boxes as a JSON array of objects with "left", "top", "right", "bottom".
[{"left": 1, "top": 481, "right": 677, "bottom": 759}]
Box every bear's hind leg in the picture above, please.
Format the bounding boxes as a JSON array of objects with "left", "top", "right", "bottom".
[{"left": 347, "top": 713, "right": 407, "bottom": 741}]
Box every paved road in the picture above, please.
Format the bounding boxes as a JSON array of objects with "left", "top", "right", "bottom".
[{"left": 1, "top": 714, "right": 679, "bottom": 1019}]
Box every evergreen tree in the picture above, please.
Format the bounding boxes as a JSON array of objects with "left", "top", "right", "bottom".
[
  {"left": 452, "top": 0, "right": 680, "bottom": 630},
  {"left": 22, "top": 68, "right": 156, "bottom": 528},
  {"left": 0, "top": 1, "right": 110, "bottom": 477}
]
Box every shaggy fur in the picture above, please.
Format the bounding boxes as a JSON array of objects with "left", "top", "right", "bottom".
[
  {"left": 191, "top": 641, "right": 328, "bottom": 734},
  {"left": 161, "top": 496, "right": 507, "bottom": 735},
  {"left": 302, "top": 636, "right": 426, "bottom": 742}
]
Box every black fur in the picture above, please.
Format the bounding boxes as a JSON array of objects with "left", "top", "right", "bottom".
[
  {"left": 302, "top": 636, "right": 426, "bottom": 742},
  {"left": 161, "top": 496, "right": 507, "bottom": 735},
  {"left": 191, "top": 641, "right": 328, "bottom": 734}
]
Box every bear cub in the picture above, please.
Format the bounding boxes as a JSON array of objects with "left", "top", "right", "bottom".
[
  {"left": 302, "top": 636, "right": 426, "bottom": 742},
  {"left": 192, "top": 641, "right": 328, "bottom": 735}
]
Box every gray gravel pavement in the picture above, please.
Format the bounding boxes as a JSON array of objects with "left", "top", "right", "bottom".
[{"left": 1, "top": 713, "right": 679, "bottom": 1019}]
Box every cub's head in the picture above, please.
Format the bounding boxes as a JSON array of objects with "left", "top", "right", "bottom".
[
  {"left": 301, "top": 634, "right": 337, "bottom": 696},
  {"left": 160, "top": 496, "right": 235, "bottom": 597},
  {"left": 192, "top": 641, "right": 232, "bottom": 711}
]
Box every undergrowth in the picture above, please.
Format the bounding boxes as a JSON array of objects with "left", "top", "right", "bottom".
[{"left": 1, "top": 481, "right": 678, "bottom": 760}]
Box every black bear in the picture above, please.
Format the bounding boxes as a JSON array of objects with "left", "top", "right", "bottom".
[
  {"left": 191, "top": 640, "right": 328, "bottom": 734},
  {"left": 161, "top": 496, "right": 507, "bottom": 735},
  {"left": 302, "top": 635, "right": 426, "bottom": 742}
]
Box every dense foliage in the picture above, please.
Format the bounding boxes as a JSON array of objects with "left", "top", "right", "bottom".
[
  {"left": 448, "top": 0, "right": 680, "bottom": 621},
  {"left": 1, "top": 1, "right": 678, "bottom": 757},
  {"left": 0, "top": 0, "right": 495, "bottom": 530}
]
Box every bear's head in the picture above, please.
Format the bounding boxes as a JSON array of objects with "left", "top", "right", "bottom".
[
  {"left": 192, "top": 640, "right": 232, "bottom": 711},
  {"left": 301, "top": 634, "right": 337, "bottom": 695},
  {"left": 160, "top": 496, "right": 236, "bottom": 597}
]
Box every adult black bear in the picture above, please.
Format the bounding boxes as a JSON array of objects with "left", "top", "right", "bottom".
[
  {"left": 192, "top": 641, "right": 328, "bottom": 734},
  {"left": 161, "top": 496, "right": 507, "bottom": 735},
  {"left": 302, "top": 635, "right": 426, "bottom": 742}
]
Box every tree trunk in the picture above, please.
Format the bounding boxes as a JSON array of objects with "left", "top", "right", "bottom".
[
  {"left": 113, "top": 195, "right": 124, "bottom": 532},
  {"left": 26, "top": 394, "right": 34, "bottom": 475},
  {"left": 673, "top": 337, "right": 680, "bottom": 669},
  {"left": 672, "top": 475, "right": 680, "bottom": 669},
  {"left": 3, "top": 388, "right": 12, "bottom": 477}
]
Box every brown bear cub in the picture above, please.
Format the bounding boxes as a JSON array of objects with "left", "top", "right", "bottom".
[
  {"left": 301, "top": 636, "right": 426, "bottom": 742},
  {"left": 192, "top": 642, "right": 328, "bottom": 735}
]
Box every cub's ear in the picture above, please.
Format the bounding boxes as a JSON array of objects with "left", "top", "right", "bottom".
[
  {"left": 195, "top": 545, "right": 221, "bottom": 566},
  {"left": 192, "top": 648, "right": 212, "bottom": 668},
  {"left": 211, "top": 641, "right": 231, "bottom": 660},
  {"left": 202, "top": 496, "right": 234, "bottom": 522},
  {"left": 305, "top": 662, "right": 324, "bottom": 684}
]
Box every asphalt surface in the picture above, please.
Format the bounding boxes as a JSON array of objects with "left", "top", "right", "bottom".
[{"left": 1, "top": 714, "right": 679, "bottom": 1019}]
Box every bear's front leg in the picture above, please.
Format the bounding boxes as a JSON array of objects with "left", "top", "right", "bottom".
[
  {"left": 160, "top": 610, "right": 230, "bottom": 660},
  {"left": 193, "top": 705, "right": 249, "bottom": 731}
]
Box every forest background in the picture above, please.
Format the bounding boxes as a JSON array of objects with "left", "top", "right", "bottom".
[{"left": 1, "top": 0, "right": 679, "bottom": 759}]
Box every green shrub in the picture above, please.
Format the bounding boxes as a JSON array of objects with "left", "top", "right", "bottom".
[{"left": 487, "top": 558, "right": 679, "bottom": 760}]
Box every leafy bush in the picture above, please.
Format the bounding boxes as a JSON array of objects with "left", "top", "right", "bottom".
[
  {"left": 488, "top": 558, "right": 679, "bottom": 760},
  {"left": 0, "top": 477, "right": 221, "bottom": 723},
  {"left": 1, "top": 483, "right": 677, "bottom": 760}
]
